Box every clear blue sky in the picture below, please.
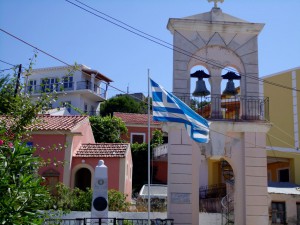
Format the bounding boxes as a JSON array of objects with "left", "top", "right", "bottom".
[{"left": 0, "top": 0, "right": 299, "bottom": 98}]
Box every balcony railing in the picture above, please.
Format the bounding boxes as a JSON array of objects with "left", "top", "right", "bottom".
[
  {"left": 176, "top": 94, "right": 269, "bottom": 121},
  {"left": 25, "top": 81, "right": 106, "bottom": 99},
  {"left": 153, "top": 144, "right": 168, "bottom": 159}
]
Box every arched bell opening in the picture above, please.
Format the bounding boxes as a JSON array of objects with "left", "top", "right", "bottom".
[
  {"left": 74, "top": 167, "right": 92, "bottom": 191},
  {"left": 221, "top": 67, "right": 241, "bottom": 120},
  {"left": 190, "top": 65, "right": 211, "bottom": 118}
]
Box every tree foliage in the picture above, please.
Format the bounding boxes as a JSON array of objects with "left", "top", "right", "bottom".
[
  {"left": 89, "top": 115, "right": 128, "bottom": 143},
  {"left": 0, "top": 141, "right": 51, "bottom": 224},
  {"left": 0, "top": 62, "right": 55, "bottom": 224},
  {"left": 100, "top": 95, "right": 147, "bottom": 116}
]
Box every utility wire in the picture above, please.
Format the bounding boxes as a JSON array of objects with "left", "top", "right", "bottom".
[
  {"left": 0, "top": 59, "right": 15, "bottom": 67},
  {"left": 66, "top": 0, "right": 300, "bottom": 93},
  {"left": 0, "top": 26, "right": 297, "bottom": 152},
  {"left": 0, "top": 67, "right": 15, "bottom": 72}
]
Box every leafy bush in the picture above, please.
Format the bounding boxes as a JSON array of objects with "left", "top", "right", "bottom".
[
  {"left": 46, "top": 184, "right": 130, "bottom": 212},
  {"left": 108, "top": 189, "right": 130, "bottom": 212},
  {"left": 0, "top": 141, "right": 51, "bottom": 225},
  {"left": 46, "top": 183, "right": 92, "bottom": 211}
]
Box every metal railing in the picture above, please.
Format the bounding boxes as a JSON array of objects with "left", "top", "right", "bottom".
[
  {"left": 153, "top": 144, "right": 168, "bottom": 158},
  {"left": 175, "top": 94, "right": 269, "bottom": 121},
  {"left": 199, "top": 183, "right": 226, "bottom": 213},
  {"left": 25, "top": 81, "right": 106, "bottom": 99},
  {"left": 43, "top": 218, "right": 174, "bottom": 225}
]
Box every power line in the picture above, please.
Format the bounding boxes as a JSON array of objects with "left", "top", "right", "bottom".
[
  {"left": 0, "top": 67, "right": 15, "bottom": 72},
  {"left": 66, "top": 0, "right": 300, "bottom": 93},
  {"left": 0, "top": 28, "right": 145, "bottom": 105},
  {"left": 0, "top": 59, "right": 15, "bottom": 67}
]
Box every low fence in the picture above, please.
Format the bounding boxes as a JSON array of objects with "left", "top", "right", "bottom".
[{"left": 44, "top": 218, "right": 174, "bottom": 225}]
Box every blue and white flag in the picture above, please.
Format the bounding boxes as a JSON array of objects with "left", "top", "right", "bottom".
[{"left": 150, "top": 79, "right": 210, "bottom": 143}]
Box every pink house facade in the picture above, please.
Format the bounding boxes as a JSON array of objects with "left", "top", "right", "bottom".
[
  {"left": 29, "top": 115, "right": 132, "bottom": 201},
  {"left": 114, "top": 112, "right": 167, "bottom": 184}
]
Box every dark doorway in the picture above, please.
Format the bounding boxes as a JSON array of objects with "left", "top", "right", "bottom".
[{"left": 75, "top": 168, "right": 91, "bottom": 191}]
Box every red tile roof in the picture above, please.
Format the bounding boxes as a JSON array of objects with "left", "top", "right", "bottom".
[
  {"left": 114, "top": 112, "right": 161, "bottom": 125},
  {"left": 30, "top": 115, "right": 88, "bottom": 131},
  {"left": 74, "top": 143, "right": 129, "bottom": 158}
]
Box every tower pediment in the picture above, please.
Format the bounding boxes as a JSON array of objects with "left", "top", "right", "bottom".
[{"left": 167, "top": 8, "right": 264, "bottom": 35}]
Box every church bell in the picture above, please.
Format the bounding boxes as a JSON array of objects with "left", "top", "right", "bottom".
[
  {"left": 190, "top": 70, "right": 210, "bottom": 97},
  {"left": 221, "top": 71, "right": 241, "bottom": 96}
]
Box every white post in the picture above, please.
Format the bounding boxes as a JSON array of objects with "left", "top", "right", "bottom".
[{"left": 91, "top": 160, "right": 108, "bottom": 223}]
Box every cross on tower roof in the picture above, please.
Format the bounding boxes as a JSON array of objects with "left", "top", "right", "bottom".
[{"left": 208, "top": 0, "right": 224, "bottom": 8}]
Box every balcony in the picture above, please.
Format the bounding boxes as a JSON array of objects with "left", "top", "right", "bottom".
[
  {"left": 153, "top": 144, "right": 168, "bottom": 160},
  {"left": 176, "top": 94, "right": 269, "bottom": 121},
  {"left": 25, "top": 81, "right": 107, "bottom": 100}
]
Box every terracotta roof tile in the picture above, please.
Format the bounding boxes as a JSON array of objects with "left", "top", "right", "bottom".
[
  {"left": 74, "top": 143, "right": 129, "bottom": 158},
  {"left": 114, "top": 112, "right": 161, "bottom": 125},
  {"left": 30, "top": 115, "right": 88, "bottom": 131},
  {"left": 0, "top": 115, "right": 88, "bottom": 131}
]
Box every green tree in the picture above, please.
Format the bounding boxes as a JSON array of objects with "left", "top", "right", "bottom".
[
  {"left": 100, "top": 95, "right": 147, "bottom": 116},
  {"left": 0, "top": 62, "right": 56, "bottom": 224},
  {"left": 0, "top": 141, "right": 51, "bottom": 224},
  {"left": 89, "top": 115, "right": 128, "bottom": 143}
]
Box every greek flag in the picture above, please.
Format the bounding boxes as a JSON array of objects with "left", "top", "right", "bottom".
[{"left": 150, "top": 79, "right": 210, "bottom": 143}]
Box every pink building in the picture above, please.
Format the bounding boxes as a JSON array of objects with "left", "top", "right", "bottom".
[
  {"left": 29, "top": 115, "right": 132, "bottom": 201},
  {"left": 114, "top": 112, "right": 167, "bottom": 184}
]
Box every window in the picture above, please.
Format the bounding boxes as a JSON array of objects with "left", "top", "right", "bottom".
[
  {"left": 41, "top": 78, "right": 58, "bottom": 92},
  {"left": 91, "top": 105, "right": 95, "bottom": 115},
  {"left": 271, "top": 202, "right": 286, "bottom": 224},
  {"left": 62, "top": 101, "right": 71, "bottom": 113},
  {"left": 63, "top": 76, "right": 73, "bottom": 90},
  {"left": 278, "top": 168, "right": 289, "bottom": 182},
  {"left": 28, "top": 80, "right": 36, "bottom": 93},
  {"left": 131, "top": 133, "right": 145, "bottom": 144}
]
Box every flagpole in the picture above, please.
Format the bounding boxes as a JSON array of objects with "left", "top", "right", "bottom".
[{"left": 147, "top": 69, "right": 151, "bottom": 224}]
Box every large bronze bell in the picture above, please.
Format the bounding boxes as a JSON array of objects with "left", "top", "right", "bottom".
[
  {"left": 190, "top": 70, "right": 210, "bottom": 97},
  {"left": 223, "top": 79, "right": 237, "bottom": 96},
  {"left": 193, "top": 78, "right": 210, "bottom": 97},
  {"left": 221, "top": 71, "right": 240, "bottom": 96}
]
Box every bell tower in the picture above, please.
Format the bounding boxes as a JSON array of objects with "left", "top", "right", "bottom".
[{"left": 166, "top": 2, "right": 271, "bottom": 225}]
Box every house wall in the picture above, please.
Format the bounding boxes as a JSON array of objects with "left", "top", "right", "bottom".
[
  {"left": 264, "top": 72, "right": 295, "bottom": 148},
  {"left": 121, "top": 126, "right": 161, "bottom": 143},
  {"left": 153, "top": 161, "right": 168, "bottom": 184},
  {"left": 267, "top": 151, "right": 300, "bottom": 185},
  {"left": 268, "top": 193, "right": 300, "bottom": 225},
  {"left": 124, "top": 148, "right": 133, "bottom": 201},
  {"left": 31, "top": 134, "right": 67, "bottom": 183},
  {"left": 71, "top": 157, "right": 121, "bottom": 192},
  {"left": 28, "top": 66, "right": 103, "bottom": 115},
  {"left": 72, "top": 121, "right": 96, "bottom": 153}
]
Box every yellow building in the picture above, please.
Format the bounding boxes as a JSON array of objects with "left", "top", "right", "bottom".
[{"left": 262, "top": 67, "right": 300, "bottom": 224}]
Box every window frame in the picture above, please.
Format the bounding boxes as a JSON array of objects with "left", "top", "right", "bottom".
[
  {"left": 271, "top": 201, "right": 286, "bottom": 224},
  {"left": 130, "top": 132, "right": 146, "bottom": 144},
  {"left": 277, "top": 167, "right": 290, "bottom": 182},
  {"left": 63, "top": 76, "right": 73, "bottom": 90},
  {"left": 28, "top": 80, "right": 37, "bottom": 93},
  {"left": 41, "top": 77, "right": 59, "bottom": 93}
]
